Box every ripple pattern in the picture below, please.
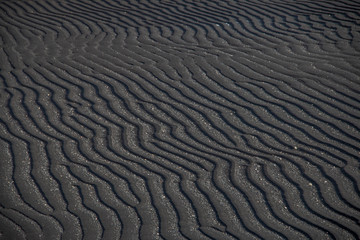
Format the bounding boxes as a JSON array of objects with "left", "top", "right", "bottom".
[{"left": 1, "top": 0, "right": 360, "bottom": 239}]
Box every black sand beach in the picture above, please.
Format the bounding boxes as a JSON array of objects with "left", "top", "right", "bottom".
[{"left": 1, "top": 0, "right": 360, "bottom": 239}]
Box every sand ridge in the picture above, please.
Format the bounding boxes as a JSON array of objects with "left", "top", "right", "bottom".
[{"left": 0, "top": 0, "right": 360, "bottom": 239}]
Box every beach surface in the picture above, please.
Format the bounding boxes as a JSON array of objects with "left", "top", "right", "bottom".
[{"left": 1, "top": 0, "right": 360, "bottom": 239}]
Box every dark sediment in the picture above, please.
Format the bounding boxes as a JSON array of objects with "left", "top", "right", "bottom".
[{"left": 1, "top": 0, "right": 360, "bottom": 239}]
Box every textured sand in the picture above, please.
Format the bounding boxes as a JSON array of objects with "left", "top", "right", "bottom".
[{"left": 1, "top": 0, "right": 360, "bottom": 239}]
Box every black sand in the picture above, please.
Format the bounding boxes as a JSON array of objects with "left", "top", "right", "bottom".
[{"left": 1, "top": 0, "right": 360, "bottom": 239}]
